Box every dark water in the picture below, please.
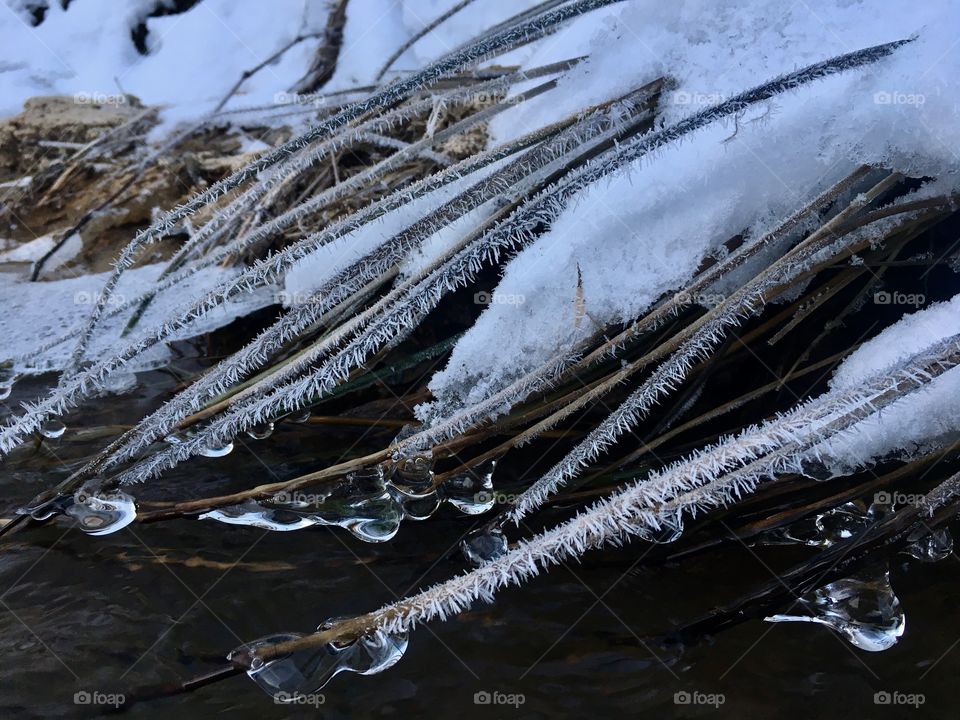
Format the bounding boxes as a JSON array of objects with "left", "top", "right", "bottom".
[
  {"left": 2, "top": 178, "right": 953, "bottom": 720},
  {"left": 1, "top": 365, "right": 959, "bottom": 720}
]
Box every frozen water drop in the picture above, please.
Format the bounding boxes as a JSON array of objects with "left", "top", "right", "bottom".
[
  {"left": 759, "top": 502, "right": 869, "bottom": 548},
  {"left": 201, "top": 475, "right": 404, "bottom": 541},
  {"left": 200, "top": 441, "right": 234, "bottom": 458},
  {"left": 40, "top": 419, "right": 66, "bottom": 439},
  {"left": 815, "top": 502, "right": 869, "bottom": 545},
  {"left": 904, "top": 528, "right": 953, "bottom": 562},
  {"left": 346, "top": 465, "right": 387, "bottom": 494},
  {"left": 390, "top": 454, "right": 434, "bottom": 499},
  {"left": 102, "top": 371, "right": 137, "bottom": 394},
  {"left": 303, "top": 479, "right": 403, "bottom": 542},
  {"left": 0, "top": 366, "right": 17, "bottom": 400},
  {"left": 66, "top": 489, "right": 137, "bottom": 536},
  {"left": 442, "top": 460, "right": 497, "bottom": 515},
  {"left": 650, "top": 524, "right": 684, "bottom": 544},
  {"left": 21, "top": 494, "right": 72, "bottom": 521},
  {"left": 288, "top": 409, "right": 311, "bottom": 424},
  {"left": 246, "top": 422, "right": 275, "bottom": 440},
  {"left": 461, "top": 528, "right": 508, "bottom": 566},
  {"left": 200, "top": 500, "right": 316, "bottom": 532},
  {"left": 233, "top": 623, "right": 408, "bottom": 700},
  {"left": 765, "top": 568, "right": 904, "bottom": 651},
  {"left": 395, "top": 491, "right": 440, "bottom": 521}
]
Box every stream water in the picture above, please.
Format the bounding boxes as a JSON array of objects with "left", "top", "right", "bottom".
[{"left": 0, "top": 367, "right": 958, "bottom": 720}]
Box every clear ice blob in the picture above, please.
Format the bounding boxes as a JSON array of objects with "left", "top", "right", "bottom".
[
  {"left": 20, "top": 494, "right": 73, "bottom": 521},
  {"left": 296, "top": 478, "right": 403, "bottom": 542},
  {"left": 0, "top": 365, "right": 17, "bottom": 400},
  {"left": 199, "top": 500, "right": 317, "bottom": 532},
  {"left": 904, "top": 528, "right": 953, "bottom": 562},
  {"left": 66, "top": 489, "right": 137, "bottom": 535},
  {"left": 765, "top": 568, "right": 905, "bottom": 651},
  {"left": 442, "top": 459, "right": 496, "bottom": 515},
  {"left": 202, "top": 474, "right": 404, "bottom": 543},
  {"left": 199, "top": 441, "right": 234, "bottom": 458},
  {"left": 246, "top": 422, "right": 275, "bottom": 440},
  {"left": 390, "top": 455, "right": 434, "bottom": 499},
  {"left": 40, "top": 419, "right": 66, "bottom": 439},
  {"left": 759, "top": 502, "right": 870, "bottom": 548},
  {"left": 231, "top": 622, "right": 408, "bottom": 700},
  {"left": 461, "top": 527, "right": 508, "bottom": 566},
  {"left": 393, "top": 490, "right": 440, "bottom": 521},
  {"left": 814, "top": 502, "right": 869, "bottom": 545}
]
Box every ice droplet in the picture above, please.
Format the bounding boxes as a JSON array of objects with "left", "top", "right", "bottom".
[
  {"left": 390, "top": 455, "right": 434, "bottom": 498},
  {"left": 904, "top": 528, "right": 953, "bottom": 562},
  {"left": 815, "top": 502, "right": 869, "bottom": 544},
  {"left": 66, "top": 489, "right": 137, "bottom": 535},
  {"left": 759, "top": 502, "right": 870, "bottom": 548},
  {"left": 102, "top": 371, "right": 137, "bottom": 394},
  {"left": 765, "top": 568, "right": 905, "bottom": 651},
  {"left": 202, "top": 474, "right": 403, "bottom": 543},
  {"left": 21, "top": 494, "right": 72, "bottom": 521},
  {"left": 199, "top": 441, "right": 234, "bottom": 457},
  {"left": 297, "top": 477, "right": 403, "bottom": 542},
  {"left": 388, "top": 446, "right": 437, "bottom": 521},
  {"left": 442, "top": 459, "right": 497, "bottom": 515},
  {"left": 231, "top": 622, "right": 408, "bottom": 700},
  {"left": 40, "top": 419, "right": 66, "bottom": 439},
  {"left": 461, "top": 528, "right": 508, "bottom": 566},
  {"left": 246, "top": 422, "right": 275, "bottom": 440},
  {"left": 200, "top": 501, "right": 317, "bottom": 532},
  {"left": 0, "top": 368, "right": 16, "bottom": 400},
  {"left": 287, "top": 409, "right": 311, "bottom": 424}
]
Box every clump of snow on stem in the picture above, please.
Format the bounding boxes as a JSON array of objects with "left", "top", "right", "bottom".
[
  {"left": 422, "top": 0, "right": 960, "bottom": 424},
  {"left": 813, "top": 295, "right": 960, "bottom": 473}
]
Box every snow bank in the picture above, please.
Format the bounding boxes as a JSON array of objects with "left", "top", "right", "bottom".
[
  {"left": 0, "top": 0, "right": 329, "bottom": 120},
  {"left": 0, "top": 263, "right": 276, "bottom": 373},
  {"left": 0, "top": 0, "right": 551, "bottom": 122},
  {"left": 418, "top": 0, "right": 960, "bottom": 424}
]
